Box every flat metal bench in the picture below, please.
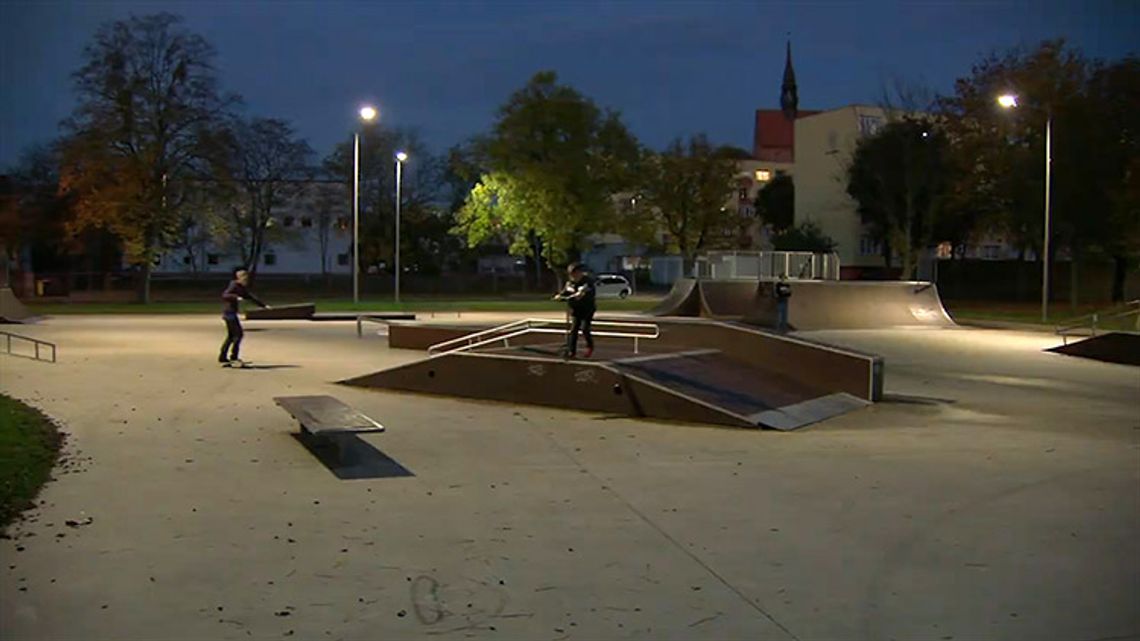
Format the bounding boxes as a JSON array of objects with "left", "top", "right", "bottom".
[{"left": 274, "top": 395, "right": 385, "bottom": 436}]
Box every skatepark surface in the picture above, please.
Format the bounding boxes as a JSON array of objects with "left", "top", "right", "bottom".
[{"left": 1, "top": 315, "right": 1137, "bottom": 640}]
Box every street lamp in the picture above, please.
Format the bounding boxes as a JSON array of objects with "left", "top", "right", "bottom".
[
  {"left": 394, "top": 151, "right": 408, "bottom": 304},
  {"left": 997, "top": 92, "right": 1051, "bottom": 323},
  {"left": 353, "top": 105, "right": 378, "bottom": 305}
]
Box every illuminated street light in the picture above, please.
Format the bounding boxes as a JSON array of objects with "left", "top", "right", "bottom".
[
  {"left": 394, "top": 151, "right": 408, "bottom": 304},
  {"left": 353, "top": 105, "right": 379, "bottom": 304},
  {"left": 997, "top": 92, "right": 1052, "bottom": 323},
  {"left": 996, "top": 94, "right": 1018, "bottom": 109}
]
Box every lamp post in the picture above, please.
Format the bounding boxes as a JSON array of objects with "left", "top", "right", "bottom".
[
  {"left": 394, "top": 150, "right": 407, "bottom": 304},
  {"left": 997, "top": 93, "right": 1052, "bottom": 323},
  {"left": 353, "top": 105, "right": 378, "bottom": 304}
]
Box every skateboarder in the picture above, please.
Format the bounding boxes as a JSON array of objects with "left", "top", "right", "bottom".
[
  {"left": 219, "top": 267, "right": 268, "bottom": 366},
  {"left": 775, "top": 273, "right": 792, "bottom": 332},
  {"left": 553, "top": 263, "right": 596, "bottom": 359}
]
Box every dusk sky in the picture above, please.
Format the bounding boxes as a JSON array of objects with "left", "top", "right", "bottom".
[{"left": 2, "top": 1, "right": 1136, "bottom": 169}]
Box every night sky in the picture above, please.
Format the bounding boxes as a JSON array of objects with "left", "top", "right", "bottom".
[{"left": 1, "top": 1, "right": 1136, "bottom": 168}]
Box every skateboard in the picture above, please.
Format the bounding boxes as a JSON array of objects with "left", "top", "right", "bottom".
[{"left": 222, "top": 360, "right": 252, "bottom": 369}]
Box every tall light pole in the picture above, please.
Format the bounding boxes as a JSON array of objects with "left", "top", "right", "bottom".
[
  {"left": 394, "top": 150, "right": 407, "bottom": 304},
  {"left": 998, "top": 93, "right": 1052, "bottom": 323},
  {"left": 353, "top": 105, "right": 378, "bottom": 304}
]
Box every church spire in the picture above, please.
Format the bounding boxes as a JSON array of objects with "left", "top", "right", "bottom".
[{"left": 780, "top": 39, "right": 798, "bottom": 121}]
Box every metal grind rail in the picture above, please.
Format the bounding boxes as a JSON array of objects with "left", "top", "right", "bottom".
[
  {"left": 427, "top": 318, "right": 660, "bottom": 356},
  {"left": 1056, "top": 300, "right": 1140, "bottom": 345},
  {"left": 1, "top": 330, "right": 57, "bottom": 363},
  {"left": 356, "top": 315, "right": 390, "bottom": 338}
]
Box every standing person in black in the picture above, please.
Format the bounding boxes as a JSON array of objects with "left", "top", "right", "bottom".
[
  {"left": 554, "top": 263, "right": 596, "bottom": 359},
  {"left": 775, "top": 273, "right": 792, "bottom": 332},
  {"left": 219, "top": 268, "right": 268, "bottom": 365}
]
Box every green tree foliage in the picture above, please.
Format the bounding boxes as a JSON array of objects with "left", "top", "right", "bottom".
[
  {"left": 628, "top": 135, "right": 742, "bottom": 263},
  {"left": 322, "top": 126, "right": 445, "bottom": 274},
  {"left": 770, "top": 221, "right": 837, "bottom": 254},
  {"left": 847, "top": 117, "right": 949, "bottom": 279},
  {"left": 58, "top": 13, "right": 236, "bottom": 301},
  {"left": 754, "top": 173, "right": 794, "bottom": 232},
  {"left": 454, "top": 71, "right": 640, "bottom": 270},
  {"left": 938, "top": 40, "right": 1139, "bottom": 303}
]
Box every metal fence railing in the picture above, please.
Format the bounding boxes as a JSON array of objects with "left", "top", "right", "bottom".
[
  {"left": 1056, "top": 300, "right": 1140, "bottom": 345},
  {"left": 692, "top": 251, "right": 841, "bottom": 281},
  {"left": 1, "top": 331, "right": 57, "bottom": 363}
]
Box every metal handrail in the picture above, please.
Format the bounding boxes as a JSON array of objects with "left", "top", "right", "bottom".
[
  {"left": 1056, "top": 300, "right": 1140, "bottom": 344},
  {"left": 427, "top": 318, "right": 660, "bottom": 356},
  {"left": 356, "top": 314, "right": 394, "bottom": 338},
  {"left": 1, "top": 330, "right": 57, "bottom": 363}
]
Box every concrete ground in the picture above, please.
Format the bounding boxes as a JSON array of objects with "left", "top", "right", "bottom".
[{"left": 0, "top": 315, "right": 1137, "bottom": 641}]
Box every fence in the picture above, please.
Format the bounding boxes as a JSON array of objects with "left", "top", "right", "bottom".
[{"left": 693, "top": 251, "right": 841, "bottom": 281}]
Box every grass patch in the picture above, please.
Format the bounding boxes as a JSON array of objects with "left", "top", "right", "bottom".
[
  {"left": 0, "top": 395, "right": 62, "bottom": 530},
  {"left": 945, "top": 300, "right": 1139, "bottom": 330},
  {"left": 29, "top": 296, "right": 658, "bottom": 315}
]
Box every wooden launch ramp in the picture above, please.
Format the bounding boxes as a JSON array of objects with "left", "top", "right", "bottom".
[{"left": 342, "top": 318, "right": 883, "bottom": 431}]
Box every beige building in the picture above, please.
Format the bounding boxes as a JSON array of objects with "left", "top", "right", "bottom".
[{"left": 793, "top": 105, "right": 891, "bottom": 272}]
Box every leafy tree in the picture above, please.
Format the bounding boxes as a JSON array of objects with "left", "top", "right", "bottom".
[
  {"left": 455, "top": 71, "right": 639, "bottom": 273},
  {"left": 628, "top": 135, "right": 741, "bottom": 266},
  {"left": 323, "top": 126, "right": 438, "bottom": 275},
  {"left": 58, "top": 13, "right": 236, "bottom": 301},
  {"left": 208, "top": 117, "right": 314, "bottom": 277},
  {"left": 846, "top": 117, "right": 949, "bottom": 279},
  {"left": 770, "top": 221, "right": 837, "bottom": 254},
  {"left": 754, "top": 173, "right": 794, "bottom": 232}
]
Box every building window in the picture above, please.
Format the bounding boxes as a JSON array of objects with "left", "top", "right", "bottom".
[
  {"left": 301, "top": 216, "right": 313, "bottom": 228},
  {"left": 207, "top": 254, "right": 220, "bottom": 265},
  {"left": 982, "top": 245, "right": 1000, "bottom": 260},
  {"left": 182, "top": 256, "right": 192, "bottom": 265},
  {"left": 859, "top": 115, "right": 883, "bottom": 137},
  {"left": 283, "top": 216, "right": 295, "bottom": 227},
  {"left": 859, "top": 235, "right": 881, "bottom": 257},
  {"left": 755, "top": 169, "right": 772, "bottom": 182},
  {"left": 738, "top": 188, "right": 749, "bottom": 201},
  {"left": 936, "top": 241, "right": 953, "bottom": 259},
  {"left": 337, "top": 253, "right": 349, "bottom": 266},
  {"left": 336, "top": 216, "right": 349, "bottom": 231},
  {"left": 264, "top": 253, "right": 277, "bottom": 266}
]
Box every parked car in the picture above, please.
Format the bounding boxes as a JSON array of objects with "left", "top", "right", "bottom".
[{"left": 594, "top": 273, "right": 632, "bottom": 299}]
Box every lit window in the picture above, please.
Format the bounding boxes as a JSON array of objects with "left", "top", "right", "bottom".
[
  {"left": 755, "top": 169, "right": 772, "bottom": 182},
  {"left": 936, "top": 242, "right": 952, "bottom": 259},
  {"left": 738, "top": 188, "right": 749, "bottom": 201}
]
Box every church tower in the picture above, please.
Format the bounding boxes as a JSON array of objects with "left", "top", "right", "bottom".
[{"left": 780, "top": 40, "right": 798, "bottom": 121}]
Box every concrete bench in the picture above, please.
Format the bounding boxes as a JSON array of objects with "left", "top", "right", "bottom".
[{"left": 274, "top": 395, "right": 385, "bottom": 436}]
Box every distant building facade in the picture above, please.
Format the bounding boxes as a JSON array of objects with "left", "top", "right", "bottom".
[{"left": 153, "top": 181, "right": 354, "bottom": 275}]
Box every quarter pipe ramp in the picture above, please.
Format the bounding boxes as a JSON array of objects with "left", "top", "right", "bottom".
[{"left": 0, "top": 287, "right": 33, "bottom": 323}]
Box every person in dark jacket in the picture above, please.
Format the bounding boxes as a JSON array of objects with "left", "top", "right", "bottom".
[
  {"left": 219, "top": 268, "right": 268, "bottom": 365},
  {"left": 553, "top": 263, "right": 596, "bottom": 359},
  {"left": 775, "top": 273, "right": 792, "bottom": 332}
]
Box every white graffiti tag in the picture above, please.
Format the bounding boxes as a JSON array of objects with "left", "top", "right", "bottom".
[{"left": 574, "top": 369, "right": 598, "bottom": 384}]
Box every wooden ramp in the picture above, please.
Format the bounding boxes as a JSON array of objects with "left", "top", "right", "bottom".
[{"left": 341, "top": 339, "right": 873, "bottom": 431}]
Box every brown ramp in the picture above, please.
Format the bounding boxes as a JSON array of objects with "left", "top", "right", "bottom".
[
  {"left": 0, "top": 287, "right": 34, "bottom": 323},
  {"left": 697, "top": 280, "right": 762, "bottom": 318},
  {"left": 745, "top": 280, "right": 954, "bottom": 330},
  {"left": 340, "top": 352, "right": 752, "bottom": 428},
  {"left": 646, "top": 278, "right": 701, "bottom": 317},
  {"left": 246, "top": 303, "right": 316, "bottom": 320},
  {"left": 1048, "top": 333, "right": 1140, "bottom": 366}
]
